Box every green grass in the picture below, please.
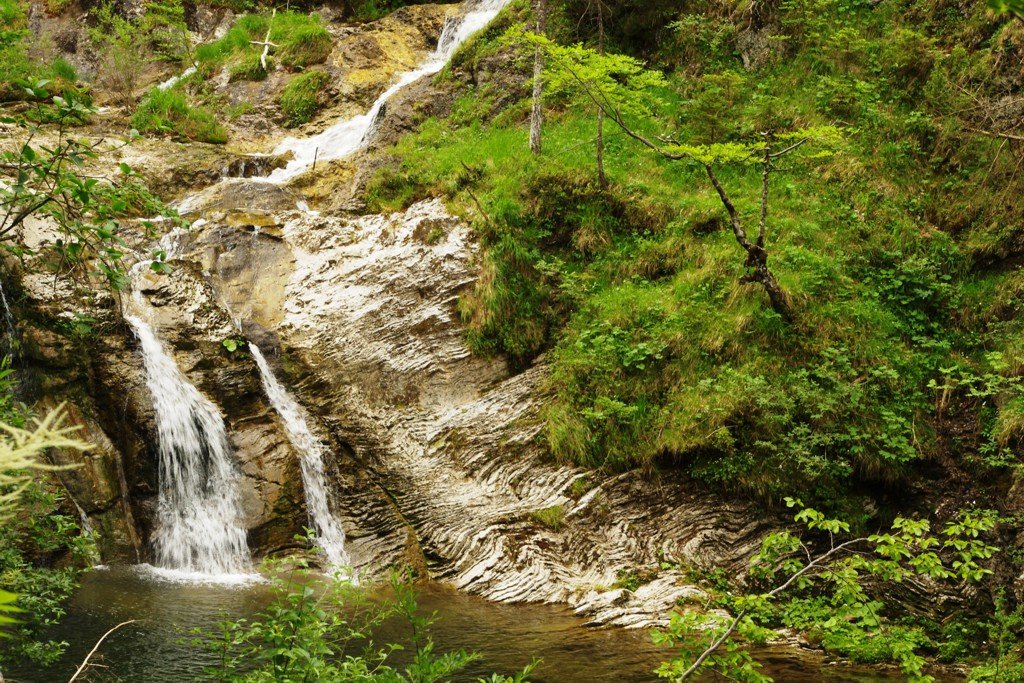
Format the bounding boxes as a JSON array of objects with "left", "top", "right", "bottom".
[
  {"left": 228, "top": 51, "right": 267, "bottom": 82},
  {"left": 132, "top": 88, "right": 227, "bottom": 143},
  {"left": 278, "top": 68, "right": 331, "bottom": 127},
  {"left": 361, "top": 0, "right": 1024, "bottom": 508},
  {"left": 195, "top": 11, "right": 331, "bottom": 80},
  {"left": 528, "top": 505, "right": 566, "bottom": 531}
]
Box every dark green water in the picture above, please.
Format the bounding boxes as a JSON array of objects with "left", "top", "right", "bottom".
[{"left": 5, "top": 566, "right": 952, "bottom": 682}]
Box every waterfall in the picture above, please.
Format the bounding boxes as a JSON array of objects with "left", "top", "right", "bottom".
[
  {"left": 0, "top": 280, "right": 17, "bottom": 359},
  {"left": 267, "top": 0, "right": 511, "bottom": 182},
  {"left": 249, "top": 344, "right": 352, "bottom": 575},
  {"left": 125, "top": 311, "right": 252, "bottom": 578}
]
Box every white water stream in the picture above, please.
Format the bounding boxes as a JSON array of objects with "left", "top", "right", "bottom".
[
  {"left": 267, "top": 0, "right": 511, "bottom": 182},
  {"left": 250, "top": 344, "right": 353, "bottom": 575},
  {"left": 124, "top": 256, "right": 252, "bottom": 578},
  {"left": 120, "top": 0, "right": 511, "bottom": 580}
]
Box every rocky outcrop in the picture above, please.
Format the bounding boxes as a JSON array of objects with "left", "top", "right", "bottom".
[
  {"left": 14, "top": 223, "right": 311, "bottom": 562},
  {"left": 170, "top": 196, "right": 773, "bottom": 627}
]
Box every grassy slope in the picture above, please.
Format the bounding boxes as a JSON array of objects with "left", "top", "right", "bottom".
[{"left": 365, "top": 0, "right": 1024, "bottom": 516}]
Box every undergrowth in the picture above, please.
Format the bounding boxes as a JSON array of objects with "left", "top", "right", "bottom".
[{"left": 363, "top": 0, "right": 1024, "bottom": 508}]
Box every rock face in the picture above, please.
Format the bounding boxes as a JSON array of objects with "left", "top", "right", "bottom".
[
  {"left": 15, "top": 234, "right": 309, "bottom": 564},
  {"left": 172, "top": 197, "right": 772, "bottom": 626}
]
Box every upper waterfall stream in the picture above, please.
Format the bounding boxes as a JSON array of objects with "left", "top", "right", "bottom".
[
  {"left": 250, "top": 343, "right": 352, "bottom": 574},
  {"left": 267, "top": 0, "right": 512, "bottom": 182}
]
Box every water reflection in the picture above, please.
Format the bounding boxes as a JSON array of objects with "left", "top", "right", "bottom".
[{"left": 7, "top": 567, "right": 945, "bottom": 682}]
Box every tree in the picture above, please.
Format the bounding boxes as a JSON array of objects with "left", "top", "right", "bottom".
[
  {"left": 529, "top": 0, "right": 547, "bottom": 155},
  {"left": 514, "top": 33, "right": 842, "bottom": 321},
  {"left": 655, "top": 131, "right": 841, "bottom": 323},
  {"left": 512, "top": 29, "right": 666, "bottom": 180},
  {"left": 656, "top": 499, "right": 999, "bottom": 683},
  {"left": 593, "top": 0, "right": 608, "bottom": 188}
]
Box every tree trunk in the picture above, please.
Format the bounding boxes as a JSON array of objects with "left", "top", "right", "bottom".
[
  {"left": 739, "top": 246, "right": 792, "bottom": 322},
  {"left": 595, "top": 0, "right": 607, "bottom": 188},
  {"left": 529, "top": 0, "right": 547, "bottom": 155},
  {"left": 704, "top": 163, "right": 793, "bottom": 322}
]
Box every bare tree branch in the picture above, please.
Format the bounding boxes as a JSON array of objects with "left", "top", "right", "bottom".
[{"left": 68, "top": 620, "right": 137, "bottom": 683}]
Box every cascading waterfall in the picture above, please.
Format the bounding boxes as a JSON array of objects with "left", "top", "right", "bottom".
[
  {"left": 116, "top": 0, "right": 515, "bottom": 579},
  {"left": 267, "top": 0, "right": 512, "bottom": 182},
  {"left": 0, "top": 280, "right": 17, "bottom": 357},
  {"left": 249, "top": 344, "right": 353, "bottom": 574},
  {"left": 124, "top": 287, "right": 251, "bottom": 577}
]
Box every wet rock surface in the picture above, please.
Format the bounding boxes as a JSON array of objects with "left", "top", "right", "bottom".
[{"left": 174, "top": 197, "right": 773, "bottom": 626}]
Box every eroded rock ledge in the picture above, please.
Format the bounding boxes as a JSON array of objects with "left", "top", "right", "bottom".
[{"left": 178, "top": 193, "right": 772, "bottom": 627}]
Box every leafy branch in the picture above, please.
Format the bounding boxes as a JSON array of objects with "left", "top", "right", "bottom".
[{"left": 656, "top": 499, "right": 999, "bottom": 682}]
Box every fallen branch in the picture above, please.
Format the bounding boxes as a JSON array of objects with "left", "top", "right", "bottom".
[
  {"left": 67, "top": 620, "right": 137, "bottom": 683},
  {"left": 966, "top": 126, "right": 1024, "bottom": 142},
  {"left": 254, "top": 8, "right": 277, "bottom": 72}
]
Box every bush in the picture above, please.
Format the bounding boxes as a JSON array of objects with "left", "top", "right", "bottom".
[
  {"left": 529, "top": 505, "right": 566, "bottom": 530},
  {"left": 89, "top": 2, "right": 149, "bottom": 108},
  {"left": 132, "top": 88, "right": 227, "bottom": 143},
  {"left": 279, "top": 69, "right": 331, "bottom": 127},
  {"left": 276, "top": 23, "right": 333, "bottom": 67},
  {"left": 228, "top": 51, "right": 268, "bottom": 81}
]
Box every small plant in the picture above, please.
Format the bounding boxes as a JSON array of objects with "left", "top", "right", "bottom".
[
  {"left": 132, "top": 88, "right": 227, "bottom": 143},
  {"left": 569, "top": 476, "right": 591, "bottom": 500},
  {"left": 529, "top": 504, "right": 565, "bottom": 531},
  {"left": 221, "top": 335, "right": 247, "bottom": 353},
  {"left": 228, "top": 51, "right": 267, "bottom": 82},
  {"left": 277, "top": 24, "right": 333, "bottom": 68},
  {"left": 279, "top": 69, "right": 331, "bottom": 127}
]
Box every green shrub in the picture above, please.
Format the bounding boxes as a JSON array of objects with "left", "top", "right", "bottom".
[
  {"left": 48, "top": 57, "right": 76, "bottom": 82},
  {"left": 228, "top": 51, "right": 268, "bottom": 81},
  {"left": 276, "top": 24, "right": 332, "bottom": 67},
  {"left": 279, "top": 68, "right": 331, "bottom": 127},
  {"left": 132, "top": 88, "right": 227, "bottom": 143},
  {"left": 529, "top": 504, "right": 566, "bottom": 531},
  {"left": 0, "top": 0, "right": 25, "bottom": 37}
]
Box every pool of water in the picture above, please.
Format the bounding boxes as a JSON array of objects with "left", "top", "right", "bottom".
[{"left": 6, "top": 566, "right": 954, "bottom": 682}]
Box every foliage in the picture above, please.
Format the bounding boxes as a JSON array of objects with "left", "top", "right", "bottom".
[
  {"left": 0, "top": 395, "right": 94, "bottom": 668},
  {"left": 222, "top": 336, "right": 248, "bottom": 353},
  {"left": 132, "top": 87, "right": 228, "bottom": 144},
  {"left": 0, "top": 0, "right": 90, "bottom": 108},
  {"left": 278, "top": 69, "right": 331, "bottom": 127},
  {"left": 654, "top": 500, "right": 999, "bottom": 682},
  {"left": 967, "top": 591, "right": 1024, "bottom": 682},
  {"left": 2, "top": 92, "right": 176, "bottom": 288},
  {"left": 144, "top": 0, "right": 195, "bottom": 64},
  {"left": 88, "top": 3, "right": 150, "bottom": 108},
  {"left": 194, "top": 556, "right": 534, "bottom": 682},
  {"left": 194, "top": 11, "right": 332, "bottom": 77},
  {"left": 528, "top": 504, "right": 565, "bottom": 531},
  {"left": 362, "top": 0, "right": 1024, "bottom": 507},
  {"left": 990, "top": 0, "right": 1024, "bottom": 19}
]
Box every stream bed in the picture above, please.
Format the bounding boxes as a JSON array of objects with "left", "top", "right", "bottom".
[{"left": 5, "top": 567, "right": 947, "bottom": 682}]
